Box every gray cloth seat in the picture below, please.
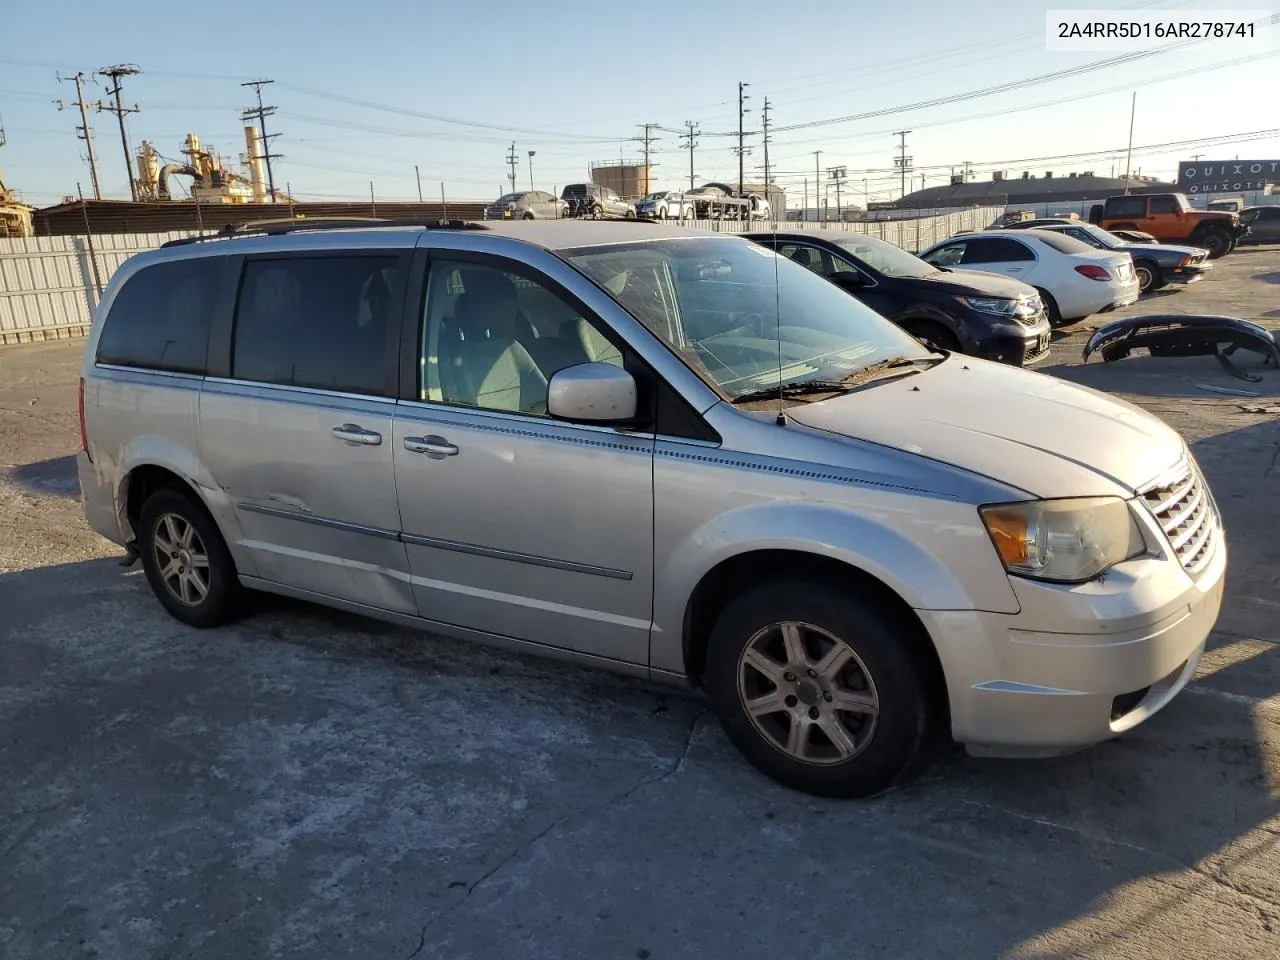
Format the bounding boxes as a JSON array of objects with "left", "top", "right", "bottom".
[{"left": 447, "top": 279, "right": 548, "bottom": 415}]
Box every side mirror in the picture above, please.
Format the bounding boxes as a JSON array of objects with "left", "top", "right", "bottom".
[
  {"left": 547, "top": 363, "right": 638, "bottom": 424},
  {"left": 831, "top": 272, "right": 865, "bottom": 290}
]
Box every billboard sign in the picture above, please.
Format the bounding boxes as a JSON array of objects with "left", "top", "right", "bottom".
[{"left": 1176, "top": 159, "right": 1280, "bottom": 195}]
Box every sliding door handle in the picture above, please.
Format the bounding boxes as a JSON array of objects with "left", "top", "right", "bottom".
[{"left": 331, "top": 423, "right": 382, "bottom": 445}]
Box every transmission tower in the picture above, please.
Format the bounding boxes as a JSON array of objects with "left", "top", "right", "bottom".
[{"left": 634, "top": 123, "right": 659, "bottom": 195}]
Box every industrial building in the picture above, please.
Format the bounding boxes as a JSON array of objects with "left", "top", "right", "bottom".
[
  {"left": 884, "top": 170, "right": 1178, "bottom": 215},
  {"left": 589, "top": 160, "right": 655, "bottom": 199}
]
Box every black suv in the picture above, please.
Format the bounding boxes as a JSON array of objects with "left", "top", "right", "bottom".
[{"left": 745, "top": 232, "right": 1052, "bottom": 366}]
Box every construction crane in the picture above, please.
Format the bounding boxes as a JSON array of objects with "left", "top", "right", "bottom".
[{"left": 0, "top": 124, "right": 35, "bottom": 237}]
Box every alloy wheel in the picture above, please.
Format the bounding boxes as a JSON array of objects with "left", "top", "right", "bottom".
[
  {"left": 736, "top": 620, "right": 879, "bottom": 765},
  {"left": 151, "top": 512, "right": 210, "bottom": 606}
]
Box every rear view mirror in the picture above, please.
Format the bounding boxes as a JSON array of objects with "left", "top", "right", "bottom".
[{"left": 547, "top": 363, "right": 638, "bottom": 424}]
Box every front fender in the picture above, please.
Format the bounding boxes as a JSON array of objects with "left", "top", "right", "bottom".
[
  {"left": 650, "top": 499, "right": 1020, "bottom": 675},
  {"left": 890, "top": 304, "right": 972, "bottom": 349}
]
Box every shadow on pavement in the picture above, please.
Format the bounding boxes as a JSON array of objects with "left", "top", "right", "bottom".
[{"left": 5, "top": 455, "right": 79, "bottom": 499}]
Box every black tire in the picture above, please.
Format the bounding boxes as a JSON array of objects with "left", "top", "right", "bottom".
[
  {"left": 704, "top": 579, "right": 929, "bottom": 798},
  {"left": 1035, "top": 288, "right": 1064, "bottom": 327},
  {"left": 1133, "top": 259, "right": 1159, "bottom": 294},
  {"left": 590, "top": 204, "right": 603, "bottom": 220},
  {"left": 522, "top": 211, "right": 535, "bottom": 221},
  {"left": 900, "top": 318, "right": 961, "bottom": 354},
  {"left": 625, "top": 208, "right": 637, "bottom": 220},
  {"left": 138, "top": 486, "right": 244, "bottom": 628},
  {"left": 1196, "top": 228, "right": 1232, "bottom": 259}
]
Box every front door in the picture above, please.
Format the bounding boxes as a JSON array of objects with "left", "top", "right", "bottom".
[
  {"left": 392, "top": 253, "right": 656, "bottom": 665},
  {"left": 199, "top": 250, "right": 415, "bottom": 614}
]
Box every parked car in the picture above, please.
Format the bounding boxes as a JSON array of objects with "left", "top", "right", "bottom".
[
  {"left": 1108, "top": 228, "right": 1159, "bottom": 244},
  {"left": 1011, "top": 222, "right": 1210, "bottom": 294},
  {"left": 1206, "top": 197, "right": 1244, "bottom": 213},
  {"left": 635, "top": 190, "right": 696, "bottom": 219},
  {"left": 1088, "top": 192, "right": 1244, "bottom": 259},
  {"left": 918, "top": 229, "right": 1139, "bottom": 325},
  {"left": 1240, "top": 205, "right": 1280, "bottom": 245},
  {"left": 1002, "top": 217, "right": 1078, "bottom": 230},
  {"left": 561, "top": 183, "right": 635, "bottom": 219},
  {"left": 745, "top": 231, "right": 1051, "bottom": 365},
  {"left": 483, "top": 191, "right": 567, "bottom": 221},
  {"left": 78, "top": 220, "right": 1224, "bottom": 799}
]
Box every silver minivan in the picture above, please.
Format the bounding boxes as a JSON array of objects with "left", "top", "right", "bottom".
[{"left": 78, "top": 221, "right": 1226, "bottom": 797}]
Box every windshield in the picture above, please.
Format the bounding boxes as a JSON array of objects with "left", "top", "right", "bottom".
[
  {"left": 642, "top": 193, "right": 668, "bottom": 201},
  {"left": 495, "top": 193, "right": 524, "bottom": 204},
  {"left": 562, "top": 237, "right": 931, "bottom": 401},
  {"left": 833, "top": 234, "right": 937, "bottom": 279}
]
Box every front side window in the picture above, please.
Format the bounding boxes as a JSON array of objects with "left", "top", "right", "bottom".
[
  {"left": 960, "top": 238, "right": 1034, "bottom": 263},
  {"left": 97, "top": 256, "right": 220, "bottom": 374},
  {"left": 778, "top": 243, "right": 827, "bottom": 275},
  {"left": 922, "top": 241, "right": 966, "bottom": 267},
  {"left": 563, "top": 237, "right": 928, "bottom": 401},
  {"left": 421, "top": 261, "right": 622, "bottom": 417},
  {"left": 1064, "top": 227, "right": 1105, "bottom": 249},
  {"left": 1149, "top": 196, "right": 1179, "bottom": 215},
  {"left": 231, "top": 255, "right": 399, "bottom": 396}
]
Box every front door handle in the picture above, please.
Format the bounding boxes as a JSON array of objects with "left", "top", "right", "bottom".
[
  {"left": 404, "top": 435, "right": 459, "bottom": 459},
  {"left": 331, "top": 423, "right": 382, "bottom": 446}
]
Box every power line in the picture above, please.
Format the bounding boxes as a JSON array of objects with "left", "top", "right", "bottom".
[
  {"left": 54, "top": 72, "right": 102, "bottom": 200},
  {"left": 241, "top": 79, "right": 282, "bottom": 201},
  {"left": 95, "top": 64, "right": 141, "bottom": 201},
  {"left": 771, "top": 14, "right": 1280, "bottom": 135}
]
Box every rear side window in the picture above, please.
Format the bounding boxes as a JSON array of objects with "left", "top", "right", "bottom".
[
  {"left": 96, "top": 257, "right": 219, "bottom": 374},
  {"left": 1106, "top": 196, "right": 1147, "bottom": 219},
  {"left": 961, "top": 238, "right": 1034, "bottom": 263},
  {"left": 231, "top": 255, "right": 400, "bottom": 396}
]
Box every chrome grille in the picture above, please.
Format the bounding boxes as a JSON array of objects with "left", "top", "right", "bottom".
[{"left": 1140, "top": 461, "right": 1217, "bottom": 575}]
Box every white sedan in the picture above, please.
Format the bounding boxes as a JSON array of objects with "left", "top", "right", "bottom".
[{"left": 918, "top": 229, "right": 1139, "bottom": 324}]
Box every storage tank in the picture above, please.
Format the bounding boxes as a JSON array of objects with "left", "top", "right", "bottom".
[
  {"left": 136, "top": 141, "right": 160, "bottom": 198},
  {"left": 589, "top": 160, "right": 653, "bottom": 200},
  {"left": 243, "top": 126, "right": 268, "bottom": 203}
]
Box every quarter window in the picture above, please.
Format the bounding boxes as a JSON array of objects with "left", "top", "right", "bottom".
[
  {"left": 96, "top": 257, "right": 220, "bottom": 374},
  {"left": 231, "top": 255, "right": 400, "bottom": 396},
  {"left": 421, "top": 261, "right": 622, "bottom": 417}
]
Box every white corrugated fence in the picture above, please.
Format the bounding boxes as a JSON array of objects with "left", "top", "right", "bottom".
[{"left": 0, "top": 207, "right": 1003, "bottom": 344}]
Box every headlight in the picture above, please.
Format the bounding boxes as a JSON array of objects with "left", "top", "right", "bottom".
[
  {"left": 979, "top": 497, "right": 1147, "bottom": 582},
  {"left": 954, "top": 295, "right": 1022, "bottom": 318}
]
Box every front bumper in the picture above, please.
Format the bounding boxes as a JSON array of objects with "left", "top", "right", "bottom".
[
  {"left": 1166, "top": 264, "right": 1210, "bottom": 285},
  {"left": 917, "top": 524, "right": 1226, "bottom": 757},
  {"left": 972, "top": 314, "right": 1052, "bottom": 366}
]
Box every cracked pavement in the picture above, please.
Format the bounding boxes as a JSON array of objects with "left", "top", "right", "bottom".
[{"left": 1, "top": 247, "right": 1279, "bottom": 959}]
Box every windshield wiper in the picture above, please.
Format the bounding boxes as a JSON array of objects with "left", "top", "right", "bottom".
[{"left": 729, "top": 355, "right": 934, "bottom": 405}]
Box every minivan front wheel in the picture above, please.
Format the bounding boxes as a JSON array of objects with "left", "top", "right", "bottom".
[
  {"left": 138, "top": 487, "right": 243, "bottom": 628},
  {"left": 705, "top": 580, "right": 928, "bottom": 798}
]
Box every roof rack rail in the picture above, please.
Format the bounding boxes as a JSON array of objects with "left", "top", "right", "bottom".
[{"left": 160, "top": 217, "right": 487, "bottom": 248}]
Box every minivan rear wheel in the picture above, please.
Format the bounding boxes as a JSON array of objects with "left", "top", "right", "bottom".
[
  {"left": 138, "top": 487, "right": 244, "bottom": 628},
  {"left": 704, "top": 580, "right": 929, "bottom": 798}
]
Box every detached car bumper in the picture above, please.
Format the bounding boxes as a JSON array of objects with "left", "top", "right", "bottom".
[{"left": 918, "top": 520, "right": 1226, "bottom": 757}]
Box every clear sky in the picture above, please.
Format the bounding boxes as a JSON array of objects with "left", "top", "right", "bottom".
[{"left": 2, "top": 0, "right": 1277, "bottom": 207}]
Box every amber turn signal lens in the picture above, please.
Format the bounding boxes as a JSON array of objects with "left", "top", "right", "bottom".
[{"left": 983, "top": 508, "right": 1029, "bottom": 566}]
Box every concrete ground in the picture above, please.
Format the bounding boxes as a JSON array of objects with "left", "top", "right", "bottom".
[{"left": 1, "top": 246, "right": 1278, "bottom": 960}]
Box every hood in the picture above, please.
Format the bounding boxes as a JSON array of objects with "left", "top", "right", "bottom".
[
  {"left": 1195, "top": 211, "right": 1238, "bottom": 224},
  {"left": 786, "top": 356, "right": 1185, "bottom": 498},
  {"left": 1141, "top": 243, "right": 1208, "bottom": 258},
  {"left": 914, "top": 267, "right": 1037, "bottom": 299}
]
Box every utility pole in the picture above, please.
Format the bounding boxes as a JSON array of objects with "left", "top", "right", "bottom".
[
  {"left": 415, "top": 164, "right": 423, "bottom": 202},
  {"left": 1122, "top": 92, "right": 1137, "bottom": 194},
  {"left": 681, "top": 121, "right": 699, "bottom": 190},
  {"left": 505, "top": 141, "right": 518, "bottom": 193},
  {"left": 635, "top": 123, "right": 659, "bottom": 195},
  {"left": 241, "top": 80, "right": 281, "bottom": 201},
  {"left": 828, "top": 166, "right": 847, "bottom": 219},
  {"left": 812, "top": 150, "right": 822, "bottom": 219},
  {"left": 894, "top": 130, "right": 912, "bottom": 201},
  {"left": 761, "top": 97, "right": 772, "bottom": 188},
  {"left": 56, "top": 73, "right": 102, "bottom": 200},
  {"left": 736, "top": 81, "right": 751, "bottom": 197},
  {"left": 527, "top": 150, "right": 536, "bottom": 191},
  {"left": 95, "top": 65, "right": 141, "bottom": 202}
]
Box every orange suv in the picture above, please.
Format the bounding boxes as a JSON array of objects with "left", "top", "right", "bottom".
[{"left": 1089, "top": 193, "right": 1244, "bottom": 259}]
